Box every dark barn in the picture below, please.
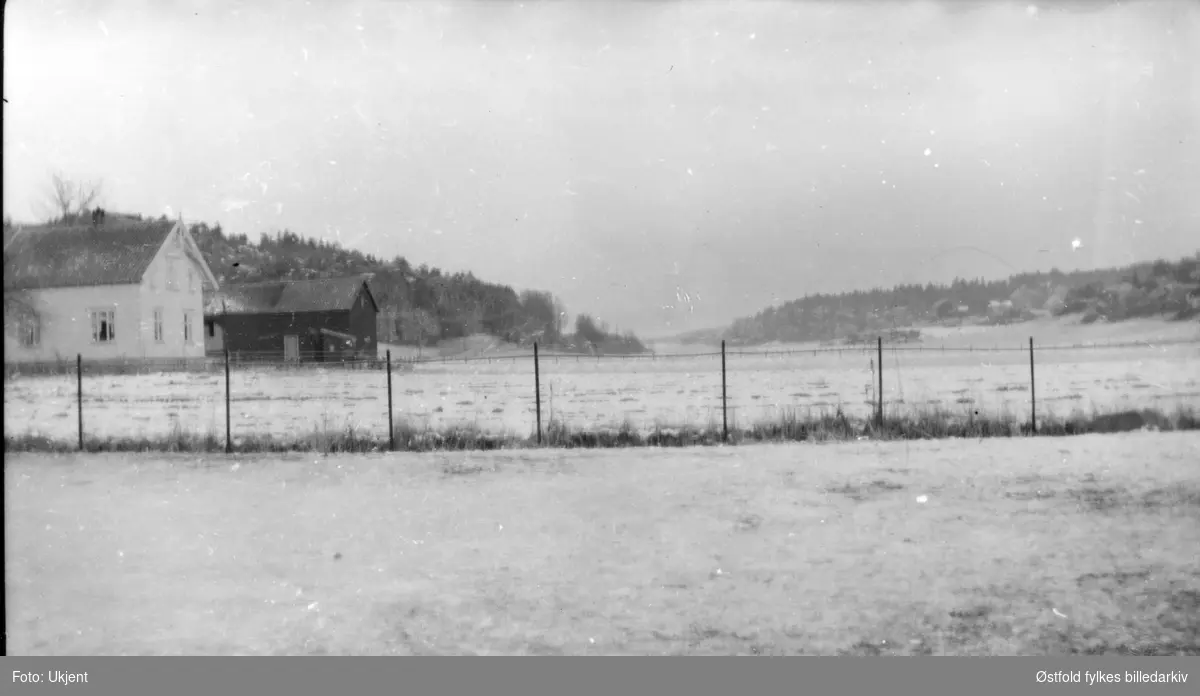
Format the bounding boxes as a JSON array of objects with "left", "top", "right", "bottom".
[{"left": 204, "top": 275, "right": 379, "bottom": 362}]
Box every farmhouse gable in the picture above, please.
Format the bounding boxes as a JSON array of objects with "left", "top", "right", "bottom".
[
  {"left": 3, "top": 212, "right": 219, "bottom": 364},
  {"left": 4, "top": 214, "right": 218, "bottom": 292}
]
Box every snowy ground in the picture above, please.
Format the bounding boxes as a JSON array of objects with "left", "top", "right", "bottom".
[{"left": 6, "top": 432, "right": 1198, "bottom": 654}]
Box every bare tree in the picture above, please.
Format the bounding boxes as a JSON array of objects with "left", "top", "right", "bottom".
[
  {"left": 3, "top": 290, "right": 39, "bottom": 341},
  {"left": 4, "top": 290, "right": 36, "bottom": 315},
  {"left": 399, "top": 308, "right": 440, "bottom": 356},
  {"left": 39, "top": 172, "right": 103, "bottom": 223},
  {"left": 2, "top": 216, "right": 18, "bottom": 252}
]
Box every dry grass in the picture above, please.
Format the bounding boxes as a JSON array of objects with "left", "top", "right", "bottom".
[
  {"left": 5, "top": 403, "right": 1198, "bottom": 454},
  {"left": 6, "top": 432, "right": 1199, "bottom": 655}
]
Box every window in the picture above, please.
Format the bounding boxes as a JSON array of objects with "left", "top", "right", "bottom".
[
  {"left": 207, "top": 321, "right": 216, "bottom": 338},
  {"left": 91, "top": 309, "right": 116, "bottom": 343},
  {"left": 167, "top": 256, "right": 179, "bottom": 291},
  {"left": 153, "top": 308, "right": 164, "bottom": 343},
  {"left": 19, "top": 315, "right": 40, "bottom": 347},
  {"left": 183, "top": 311, "right": 194, "bottom": 343}
]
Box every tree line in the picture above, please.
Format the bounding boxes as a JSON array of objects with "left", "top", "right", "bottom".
[
  {"left": 188, "top": 223, "right": 646, "bottom": 354},
  {"left": 5, "top": 170, "right": 648, "bottom": 356}
]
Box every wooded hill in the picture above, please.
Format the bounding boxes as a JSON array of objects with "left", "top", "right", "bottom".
[
  {"left": 686, "top": 253, "right": 1200, "bottom": 347},
  {"left": 188, "top": 222, "right": 647, "bottom": 354},
  {"left": 3, "top": 213, "right": 646, "bottom": 354}
]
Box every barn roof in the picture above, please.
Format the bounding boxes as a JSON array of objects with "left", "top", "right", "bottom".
[
  {"left": 206, "top": 274, "right": 377, "bottom": 316},
  {"left": 3, "top": 216, "right": 176, "bottom": 291}
]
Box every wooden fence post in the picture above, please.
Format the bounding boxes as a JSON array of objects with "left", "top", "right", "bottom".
[
  {"left": 77, "top": 354, "right": 84, "bottom": 451},
  {"left": 1029, "top": 337, "right": 1037, "bottom": 435},
  {"left": 721, "top": 340, "right": 728, "bottom": 442},
  {"left": 224, "top": 349, "right": 232, "bottom": 453},
  {"left": 877, "top": 337, "right": 884, "bottom": 428},
  {"left": 386, "top": 349, "right": 395, "bottom": 451},
  {"left": 534, "top": 342, "right": 542, "bottom": 445}
]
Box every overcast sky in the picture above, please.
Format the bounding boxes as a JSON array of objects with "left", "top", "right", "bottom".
[{"left": 5, "top": 0, "right": 1198, "bottom": 336}]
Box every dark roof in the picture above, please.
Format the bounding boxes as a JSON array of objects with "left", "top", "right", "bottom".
[
  {"left": 3, "top": 217, "right": 176, "bottom": 291},
  {"left": 206, "top": 274, "right": 377, "bottom": 316}
]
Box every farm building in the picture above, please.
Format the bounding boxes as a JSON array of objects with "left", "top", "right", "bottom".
[
  {"left": 3, "top": 211, "right": 219, "bottom": 364},
  {"left": 203, "top": 275, "right": 378, "bottom": 361},
  {"left": 932, "top": 298, "right": 962, "bottom": 319},
  {"left": 987, "top": 299, "right": 1016, "bottom": 320},
  {"left": 1009, "top": 285, "right": 1049, "bottom": 312}
]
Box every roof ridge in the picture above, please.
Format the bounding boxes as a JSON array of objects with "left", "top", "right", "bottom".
[
  {"left": 3, "top": 217, "right": 178, "bottom": 291},
  {"left": 207, "top": 273, "right": 374, "bottom": 315}
]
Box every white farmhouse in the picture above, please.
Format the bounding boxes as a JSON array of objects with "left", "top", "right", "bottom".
[{"left": 3, "top": 211, "right": 219, "bottom": 364}]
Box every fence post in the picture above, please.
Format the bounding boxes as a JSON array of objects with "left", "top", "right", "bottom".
[
  {"left": 534, "top": 342, "right": 542, "bottom": 445},
  {"left": 386, "top": 349, "right": 395, "bottom": 451},
  {"left": 877, "top": 337, "right": 884, "bottom": 428},
  {"left": 224, "top": 348, "right": 232, "bottom": 454},
  {"left": 721, "top": 340, "right": 728, "bottom": 442},
  {"left": 1029, "top": 337, "right": 1037, "bottom": 435},
  {"left": 77, "top": 354, "right": 84, "bottom": 451}
]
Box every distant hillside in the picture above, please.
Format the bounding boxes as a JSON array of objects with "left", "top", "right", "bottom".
[
  {"left": 670, "top": 327, "right": 726, "bottom": 346},
  {"left": 700, "top": 253, "right": 1200, "bottom": 347}
]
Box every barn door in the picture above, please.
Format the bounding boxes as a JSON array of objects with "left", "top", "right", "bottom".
[{"left": 283, "top": 335, "right": 300, "bottom": 362}]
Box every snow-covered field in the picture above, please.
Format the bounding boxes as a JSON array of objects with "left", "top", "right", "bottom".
[
  {"left": 6, "top": 433, "right": 1199, "bottom": 654},
  {"left": 5, "top": 338, "right": 1197, "bottom": 443}
]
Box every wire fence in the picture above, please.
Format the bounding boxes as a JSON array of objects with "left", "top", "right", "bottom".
[
  {"left": 4, "top": 337, "right": 1198, "bottom": 451},
  {"left": 6, "top": 336, "right": 1194, "bottom": 376}
]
